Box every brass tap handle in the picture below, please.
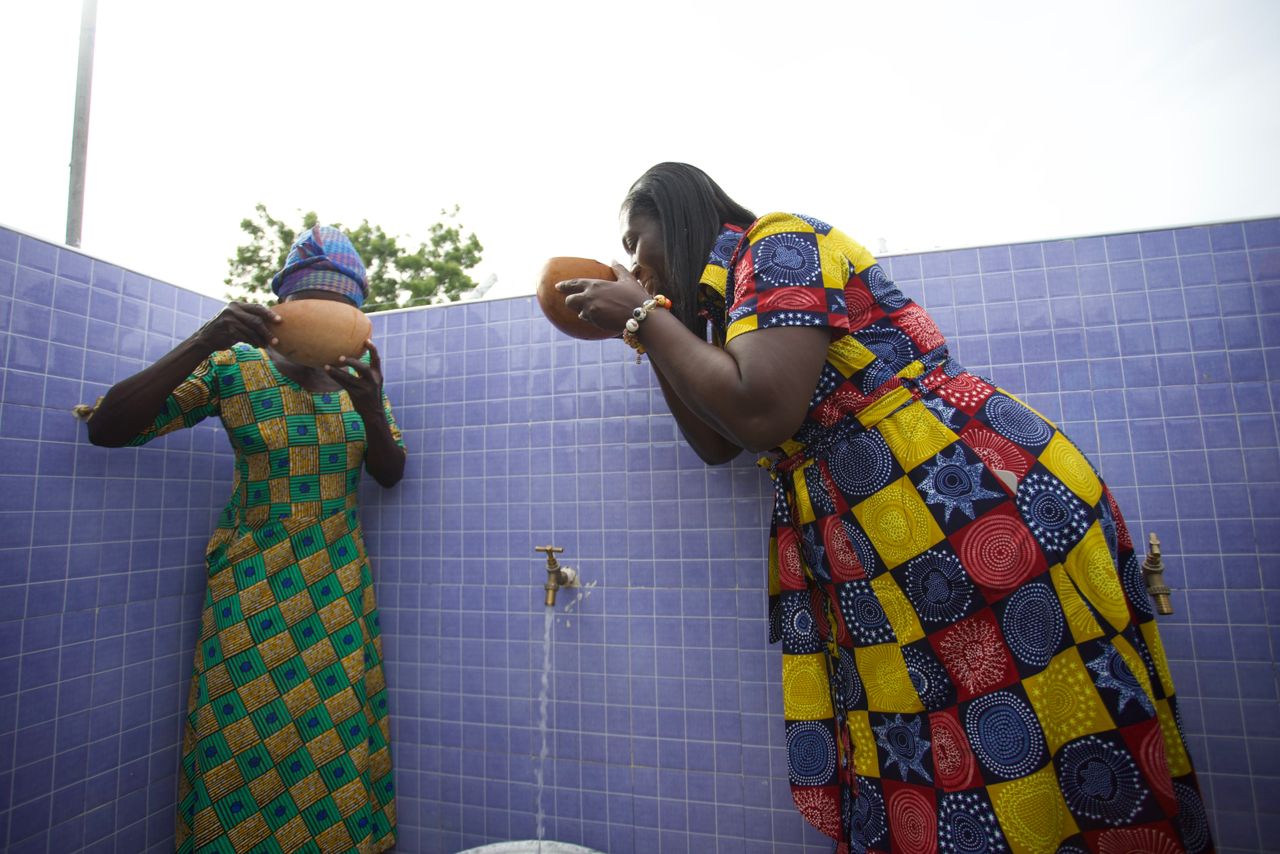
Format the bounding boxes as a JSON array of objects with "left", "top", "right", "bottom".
[
  {"left": 535, "top": 546, "right": 564, "bottom": 569},
  {"left": 1141, "top": 532, "right": 1174, "bottom": 616}
]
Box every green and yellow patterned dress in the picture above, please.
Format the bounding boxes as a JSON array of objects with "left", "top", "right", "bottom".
[{"left": 126, "top": 345, "right": 402, "bottom": 854}]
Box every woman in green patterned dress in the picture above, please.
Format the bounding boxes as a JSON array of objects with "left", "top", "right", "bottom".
[{"left": 84, "top": 227, "right": 404, "bottom": 854}]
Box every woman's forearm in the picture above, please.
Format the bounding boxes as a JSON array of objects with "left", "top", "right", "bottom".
[
  {"left": 359, "top": 409, "right": 406, "bottom": 488},
  {"left": 86, "top": 333, "right": 212, "bottom": 447},
  {"left": 639, "top": 311, "right": 828, "bottom": 453},
  {"left": 651, "top": 364, "right": 742, "bottom": 464}
]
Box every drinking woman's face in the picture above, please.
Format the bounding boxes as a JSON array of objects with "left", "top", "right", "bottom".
[{"left": 622, "top": 210, "right": 665, "bottom": 293}]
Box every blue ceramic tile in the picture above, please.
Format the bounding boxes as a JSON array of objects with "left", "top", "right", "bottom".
[
  {"left": 1251, "top": 247, "right": 1280, "bottom": 280},
  {"left": 981, "top": 272, "right": 1014, "bottom": 303},
  {"left": 1209, "top": 222, "right": 1246, "bottom": 252},
  {"left": 1179, "top": 254, "right": 1216, "bottom": 286},
  {"left": 1215, "top": 252, "right": 1251, "bottom": 284},
  {"left": 17, "top": 238, "right": 57, "bottom": 274},
  {"left": 1243, "top": 218, "right": 1280, "bottom": 247},
  {"left": 1105, "top": 233, "right": 1142, "bottom": 261},
  {"left": 1175, "top": 226, "right": 1211, "bottom": 254},
  {"left": 1140, "top": 229, "right": 1177, "bottom": 258},
  {"left": 0, "top": 228, "right": 18, "bottom": 261},
  {"left": 57, "top": 250, "right": 92, "bottom": 285},
  {"left": 1076, "top": 264, "right": 1111, "bottom": 295},
  {"left": 920, "top": 251, "right": 949, "bottom": 278},
  {"left": 1011, "top": 243, "right": 1044, "bottom": 270},
  {"left": 1144, "top": 257, "right": 1181, "bottom": 290},
  {"left": 978, "top": 245, "right": 1011, "bottom": 273}
]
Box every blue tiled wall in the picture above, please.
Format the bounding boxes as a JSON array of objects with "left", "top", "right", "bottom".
[
  {"left": 0, "top": 228, "right": 228, "bottom": 853},
  {"left": 1, "top": 217, "right": 1278, "bottom": 853}
]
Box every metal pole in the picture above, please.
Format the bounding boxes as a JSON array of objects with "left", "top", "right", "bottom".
[{"left": 65, "top": 0, "right": 99, "bottom": 248}]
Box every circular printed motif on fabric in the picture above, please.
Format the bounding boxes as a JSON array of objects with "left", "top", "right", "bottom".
[
  {"left": 938, "top": 791, "right": 1005, "bottom": 854},
  {"left": 861, "top": 645, "right": 924, "bottom": 711},
  {"left": 903, "top": 645, "right": 955, "bottom": 711},
  {"left": 786, "top": 721, "right": 837, "bottom": 787},
  {"left": 846, "top": 285, "right": 877, "bottom": 328},
  {"left": 956, "top": 512, "right": 1039, "bottom": 592},
  {"left": 989, "top": 767, "right": 1066, "bottom": 851},
  {"left": 849, "top": 779, "right": 888, "bottom": 853},
  {"left": 768, "top": 289, "right": 828, "bottom": 313},
  {"left": 833, "top": 650, "right": 864, "bottom": 710},
  {"left": 961, "top": 425, "right": 1030, "bottom": 480},
  {"left": 963, "top": 691, "right": 1047, "bottom": 779},
  {"left": 842, "top": 518, "right": 882, "bottom": 578},
  {"left": 838, "top": 581, "right": 896, "bottom": 646},
  {"left": 829, "top": 431, "right": 896, "bottom": 499},
  {"left": 859, "top": 487, "right": 933, "bottom": 566},
  {"left": 778, "top": 533, "right": 806, "bottom": 589},
  {"left": 901, "top": 549, "right": 976, "bottom": 626},
  {"left": 856, "top": 326, "right": 917, "bottom": 374},
  {"left": 822, "top": 516, "right": 866, "bottom": 583},
  {"left": 711, "top": 230, "right": 741, "bottom": 265},
  {"left": 887, "top": 785, "right": 936, "bottom": 851},
  {"left": 983, "top": 394, "right": 1053, "bottom": 447},
  {"left": 1042, "top": 438, "right": 1098, "bottom": 500},
  {"left": 930, "top": 712, "right": 976, "bottom": 791},
  {"left": 1174, "top": 782, "right": 1212, "bottom": 854},
  {"left": 858, "top": 362, "right": 900, "bottom": 397},
  {"left": 896, "top": 303, "right": 946, "bottom": 352},
  {"left": 780, "top": 592, "right": 825, "bottom": 655},
  {"left": 1083, "top": 545, "right": 1129, "bottom": 623},
  {"left": 863, "top": 264, "right": 908, "bottom": 308},
  {"left": 1025, "top": 659, "right": 1100, "bottom": 751},
  {"left": 938, "top": 617, "right": 1011, "bottom": 696},
  {"left": 1000, "top": 581, "right": 1065, "bottom": 668},
  {"left": 1057, "top": 735, "right": 1149, "bottom": 824},
  {"left": 754, "top": 233, "right": 821, "bottom": 287},
  {"left": 1137, "top": 721, "right": 1175, "bottom": 801},
  {"left": 1016, "top": 472, "right": 1090, "bottom": 563},
  {"left": 783, "top": 656, "right": 833, "bottom": 720},
  {"left": 792, "top": 786, "right": 844, "bottom": 840},
  {"left": 1096, "top": 827, "right": 1183, "bottom": 854}
]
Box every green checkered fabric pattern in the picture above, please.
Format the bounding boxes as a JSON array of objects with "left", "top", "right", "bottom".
[{"left": 129, "top": 346, "right": 400, "bottom": 853}]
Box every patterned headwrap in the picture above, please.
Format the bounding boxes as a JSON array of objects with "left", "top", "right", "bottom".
[{"left": 271, "top": 226, "right": 368, "bottom": 307}]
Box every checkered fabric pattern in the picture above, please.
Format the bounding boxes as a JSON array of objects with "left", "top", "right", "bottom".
[
  {"left": 699, "top": 214, "right": 1213, "bottom": 853},
  {"left": 129, "top": 345, "right": 401, "bottom": 854}
]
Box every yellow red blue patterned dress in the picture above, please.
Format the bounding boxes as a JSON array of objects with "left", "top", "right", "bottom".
[
  {"left": 698, "top": 214, "right": 1211, "bottom": 854},
  {"left": 126, "top": 345, "right": 401, "bottom": 854}
]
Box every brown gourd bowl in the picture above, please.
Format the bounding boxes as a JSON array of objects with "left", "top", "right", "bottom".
[
  {"left": 536, "top": 257, "right": 617, "bottom": 340},
  {"left": 271, "top": 299, "right": 373, "bottom": 368}
]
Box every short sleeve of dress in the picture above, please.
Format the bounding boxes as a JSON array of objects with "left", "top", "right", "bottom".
[
  {"left": 123, "top": 350, "right": 227, "bottom": 446},
  {"left": 380, "top": 391, "right": 406, "bottom": 452},
  {"left": 725, "top": 212, "right": 866, "bottom": 345}
]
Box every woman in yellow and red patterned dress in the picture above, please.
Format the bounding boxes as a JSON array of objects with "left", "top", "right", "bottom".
[
  {"left": 559, "top": 163, "right": 1211, "bottom": 854},
  {"left": 84, "top": 227, "right": 403, "bottom": 853}
]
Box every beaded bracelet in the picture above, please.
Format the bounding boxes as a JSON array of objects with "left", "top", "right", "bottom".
[{"left": 622, "top": 295, "right": 672, "bottom": 363}]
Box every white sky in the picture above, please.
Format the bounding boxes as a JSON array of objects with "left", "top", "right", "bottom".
[{"left": 2, "top": 1, "right": 1278, "bottom": 302}]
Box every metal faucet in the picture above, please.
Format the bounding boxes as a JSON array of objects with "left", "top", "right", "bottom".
[
  {"left": 536, "top": 546, "right": 578, "bottom": 607},
  {"left": 1141, "top": 532, "right": 1174, "bottom": 616}
]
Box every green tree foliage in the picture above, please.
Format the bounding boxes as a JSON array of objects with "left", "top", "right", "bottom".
[{"left": 225, "top": 204, "right": 484, "bottom": 312}]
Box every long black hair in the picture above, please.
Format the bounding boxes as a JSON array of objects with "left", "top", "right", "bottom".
[{"left": 621, "top": 162, "right": 756, "bottom": 335}]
